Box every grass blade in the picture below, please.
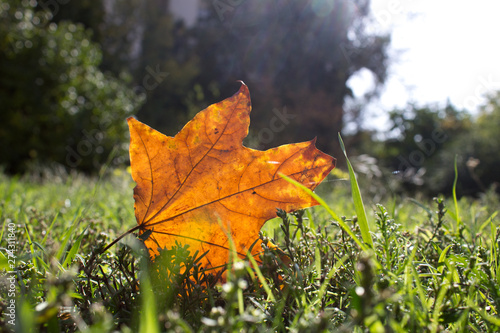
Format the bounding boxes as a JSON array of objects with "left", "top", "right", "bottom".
[
  {"left": 314, "top": 254, "right": 348, "bottom": 305},
  {"left": 246, "top": 251, "right": 276, "bottom": 302},
  {"left": 139, "top": 267, "right": 160, "bottom": 333},
  {"left": 437, "top": 244, "right": 453, "bottom": 274},
  {"left": 24, "top": 223, "right": 38, "bottom": 271},
  {"left": 279, "top": 173, "right": 367, "bottom": 251},
  {"left": 57, "top": 207, "right": 84, "bottom": 263},
  {"left": 470, "top": 304, "right": 500, "bottom": 326},
  {"left": 451, "top": 155, "right": 461, "bottom": 233},
  {"left": 41, "top": 212, "right": 59, "bottom": 245},
  {"left": 338, "top": 133, "right": 373, "bottom": 247},
  {"left": 62, "top": 228, "right": 86, "bottom": 269}
]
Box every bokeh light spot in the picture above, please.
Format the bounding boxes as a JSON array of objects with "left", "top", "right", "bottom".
[{"left": 311, "top": 0, "right": 335, "bottom": 17}]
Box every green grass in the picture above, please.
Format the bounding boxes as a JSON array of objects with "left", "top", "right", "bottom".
[{"left": 0, "top": 166, "right": 499, "bottom": 332}]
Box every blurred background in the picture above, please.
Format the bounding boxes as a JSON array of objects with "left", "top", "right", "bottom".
[{"left": 1, "top": 0, "right": 499, "bottom": 197}]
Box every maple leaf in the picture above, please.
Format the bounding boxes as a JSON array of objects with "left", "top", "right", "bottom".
[{"left": 128, "top": 82, "right": 335, "bottom": 273}]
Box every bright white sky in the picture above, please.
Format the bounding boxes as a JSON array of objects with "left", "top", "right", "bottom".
[{"left": 348, "top": 0, "right": 500, "bottom": 130}]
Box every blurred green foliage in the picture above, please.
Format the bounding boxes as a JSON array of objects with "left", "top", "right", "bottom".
[
  {"left": 381, "top": 103, "right": 471, "bottom": 195},
  {"left": 192, "top": 0, "right": 390, "bottom": 156},
  {"left": 1, "top": 0, "right": 391, "bottom": 175},
  {"left": 352, "top": 93, "right": 500, "bottom": 197},
  {"left": 0, "top": 0, "right": 143, "bottom": 173},
  {"left": 468, "top": 92, "right": 500, "bottom": 192},
  {"left": 1, "top": 0, "right": 497, "bottom": 198}
]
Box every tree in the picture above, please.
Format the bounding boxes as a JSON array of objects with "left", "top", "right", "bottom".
[
  {"left": 0, "top": 0, "right": 143, "bottom": 173},
  {"left": 465, "top": 92, "right": 500, "bottom": 194},
  {"left": 132, "top": 0, "right": 201, "bottom": 136},
  {"left": 39, "top": 0, "right": 144, "bottom": 76},
  {"left": 49, "top": 0, "right": 203, "bottom": 136},
  {"left": 375, "top": 103, "right": 474, "bottom": 195},
  {"left": 375, "top": 95, "right": 500, "bottom": 197},
  {"left": 192, "top": 0, "right": 390, "bottom": 156}
]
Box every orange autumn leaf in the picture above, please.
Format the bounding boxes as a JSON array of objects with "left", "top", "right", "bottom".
[{"left": 128, "top": 82, "right": 335, "bottom": 273}]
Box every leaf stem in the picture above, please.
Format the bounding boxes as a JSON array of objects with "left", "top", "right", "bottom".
[
  {"left": 104, "top": 225, "right": 142, "bottom": 253},
  {"left": 85, "top": 225, "right": 141, "bottom": 274}
]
